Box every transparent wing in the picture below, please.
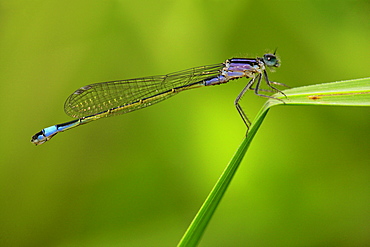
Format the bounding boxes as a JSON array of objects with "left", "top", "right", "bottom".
[{"left": 64, "top": 63, "right": 224, "bottom": 118}]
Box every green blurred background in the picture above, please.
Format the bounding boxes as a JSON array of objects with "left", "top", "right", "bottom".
[{"left": 0, "top": 1, "right": 369, "bottom": 246}]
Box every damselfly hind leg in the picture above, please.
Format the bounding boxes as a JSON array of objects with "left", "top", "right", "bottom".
[
  {"left": 235, "top": 71, "right": 288, "bottom": 135},
  {"left": 234, "top": 76, "right": 257, "bottom": 129}
]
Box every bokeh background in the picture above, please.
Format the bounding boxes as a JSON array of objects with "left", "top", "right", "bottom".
[{"left": 0, "top": 1, "right": 369, "bottom": 246}]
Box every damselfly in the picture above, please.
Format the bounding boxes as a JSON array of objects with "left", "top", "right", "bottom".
[{"left": 31, "top": 53, "right": 286, "bottom": 145}]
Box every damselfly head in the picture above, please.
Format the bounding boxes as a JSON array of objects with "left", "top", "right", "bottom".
[{"left": 263, "top": 53, "right": 280, "bottom": 68}]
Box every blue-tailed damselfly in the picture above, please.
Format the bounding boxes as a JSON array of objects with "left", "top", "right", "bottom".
[{"left": 31, "top": 53, "right": 286, "bottom": 145}]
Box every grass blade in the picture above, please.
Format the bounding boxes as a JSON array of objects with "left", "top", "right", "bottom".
[
  {"left": 177, "top": 77, "right": 370, "bottom": 247},
  {"left": 274, "top": 77, "right": 370, "bottom": 106}
]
